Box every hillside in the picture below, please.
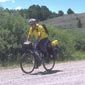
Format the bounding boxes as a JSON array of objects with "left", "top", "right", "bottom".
[{"left": 44, "top": 13, "right": 85, "bottom": 28}]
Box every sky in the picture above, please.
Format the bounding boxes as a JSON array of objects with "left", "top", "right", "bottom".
[{"left": 0, "top": 0, "right": 85, "bottom": 13}]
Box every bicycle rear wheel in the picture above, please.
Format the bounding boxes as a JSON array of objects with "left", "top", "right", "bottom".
[
  {"left": 43, "top": 55, "right": 55, "bottom": 71},
  {"left": 20, "top": 52, "right": 35, "bottom": 74}
]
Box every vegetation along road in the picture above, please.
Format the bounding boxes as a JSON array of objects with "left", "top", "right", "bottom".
[{"left": 0, "top": 60, "right": 85, "bottom": 85}]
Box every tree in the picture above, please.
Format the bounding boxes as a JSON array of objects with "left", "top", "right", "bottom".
[
  {"left": 28, "top": 5, "right": 57, "bottom": 20},
  {"left": 52, "top": 12, "right": 58, "bottom": 17},
  {"left": 40, "top": 6, "right": 51, "bottom": 20},
  {"left": 58, "top": 10, "right": 64, "bottom": 16},
  {"left": 67, "top": 8, "right": 74, "bottom": 14},
  {"left": 28, "top": 5, "right": 42, "bottom": 20},
  {"left": 49, "top": 12, "right": 58, "bottom": 18}
]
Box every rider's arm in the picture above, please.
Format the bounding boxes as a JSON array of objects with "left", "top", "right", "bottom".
[
  {"left": 37, "top": 31, "right": 41, "bottom": 40},
  {"left": 27, "top": 34, "right": 31, "bottom": 41},
  {"left": 27, "top": 27, "right": 32, "bottom": 41}
]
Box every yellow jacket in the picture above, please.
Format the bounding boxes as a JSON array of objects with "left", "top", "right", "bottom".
[{"left": 28, "top": 24, "right": 48, "bottom": 40}]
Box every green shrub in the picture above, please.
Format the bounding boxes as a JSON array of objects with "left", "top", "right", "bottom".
[
  {"left": 48, "top": 26, "right": 76, "bottom": 61},
  {"left": 47, "top": 26, "right": 85, "bottom": 60},
  {"left": 0, "top": 11, "right": 27, "bottom": 66},
  {"left": 75, "top": 39, "right": 85, "bottom": 51}
]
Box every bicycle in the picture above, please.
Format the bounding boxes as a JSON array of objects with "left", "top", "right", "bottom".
[{"left": 20, "top": 40, "right": 59, "bottom": 74}]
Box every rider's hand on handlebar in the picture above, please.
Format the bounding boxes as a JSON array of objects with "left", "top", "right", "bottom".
[{"left": 24, "top": 40, "right": 31, "bottom": 45}]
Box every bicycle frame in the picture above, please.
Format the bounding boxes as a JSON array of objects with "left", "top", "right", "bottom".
[{"left": 20, "top": 41, "right": 56, "bottom": 74}]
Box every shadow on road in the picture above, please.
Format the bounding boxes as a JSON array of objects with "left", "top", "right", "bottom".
[{"left": 31, "top": 70, "right": 63, "bottom": 75}]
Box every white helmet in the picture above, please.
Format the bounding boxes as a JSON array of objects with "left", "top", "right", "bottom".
[{"left": 28, "top": 18, "right": 36, "bottom": 25}]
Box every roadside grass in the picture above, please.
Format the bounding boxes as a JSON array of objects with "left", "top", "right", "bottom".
[
  {"left": 0, "top": 62, "right": 20, "bottom": 69},
  {"left": 72, "top": 51, "right": 85, "bottom": 60}
]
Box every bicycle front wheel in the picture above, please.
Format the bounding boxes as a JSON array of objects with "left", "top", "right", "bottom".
[
  {"left": 20, "top": 52, "right": 35, "bottom": 74},
  {"left": 43, "top": 55, "right": 55, "bottom": 71}
]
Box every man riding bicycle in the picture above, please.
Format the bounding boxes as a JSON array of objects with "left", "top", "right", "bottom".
[{"left": 27, "top": 18, "right": 52, "bottom": 68}]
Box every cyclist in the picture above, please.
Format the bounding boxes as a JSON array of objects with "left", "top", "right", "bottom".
[{"left": 27, "top": 18, "right": 51, "bottom": 68}]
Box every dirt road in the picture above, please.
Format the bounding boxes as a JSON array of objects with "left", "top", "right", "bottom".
[{"left": 0, "top": 60, "right": 85, "bottom": 85}]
